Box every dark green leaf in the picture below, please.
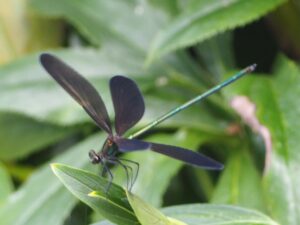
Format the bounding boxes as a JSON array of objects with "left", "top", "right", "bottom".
[
  {"left": 0, "top": 112, "right": 74, "bottom": 160},
  {"left": 147, "top": 0, "right": 286, "bottom": 62}
]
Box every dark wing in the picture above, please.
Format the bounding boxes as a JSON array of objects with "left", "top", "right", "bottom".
[
  {"left": 40, "top": 53, "right": 112, "bottom": 134},
  {"left": 150, "top": 143, "right": 223, "bottom": 170},
  {"left": 114, "top": 138, "right": 150, "bottom": 152},
  {"left": 114, "top": 137, "right": 223, "bottom": 170},
  {"left": 110, "top": 76, "right": 145, "bottom": 136}
]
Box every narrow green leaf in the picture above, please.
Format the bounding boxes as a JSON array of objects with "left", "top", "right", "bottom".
[
  {"left": 162, "top": 204, "right": 279, "bottom": 225},
  {"left": 212, "top": 150, "right": 266, "bottom": 212},
  {"left": 53, "top": 164, "right": 139, "bottom": 225},
  {"left": 0, "top": 133, "right": 103, "bottom": 225},
  {"left": 147, "top": 0, "right": 286, "bottom": 62},
  {"left": 0, "top": 112, "right": 75, "bottom": 160},
  {"left": 126, "top": 191, "right": 183, "bottom": 225}
]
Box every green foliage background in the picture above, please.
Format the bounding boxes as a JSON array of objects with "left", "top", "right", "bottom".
[{"left": 0, "top": 0, "right": 300, "bottom": 224}]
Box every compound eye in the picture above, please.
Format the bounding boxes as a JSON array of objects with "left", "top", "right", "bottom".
[{"left": 89, "top": 150, "right": 101, "bottom": 164}]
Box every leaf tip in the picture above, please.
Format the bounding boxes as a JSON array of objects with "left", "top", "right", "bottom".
[
  {"left": 50, "top": 163, "right": 63, "bottom": 174},
  {"left": 88, "top": 191, "right": 98, "bottom": 197}
]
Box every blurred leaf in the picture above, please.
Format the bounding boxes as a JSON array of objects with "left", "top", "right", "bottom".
[
  {"left": 29, "top": 0, "right": 167, "bottom": 52},
  {"left": 53, "top": 164, "right": 139, "bottom": 225},
  {"left": 0, "top": 133, "right": 104, "bottom": 225},
  {"left": 267, "top": 0, "right": 300, "bottom": 60},
  {"left": 224, "top": 55, "right": 300, "bottom": 225},
  {"left": 260, "top": 57, "right": 300, "bottom": 225},
  {"left": 29, "top": 0, "right": 208, "bottom": 83},
  {"left": 196, "top": 32, "right": 235, "bottom": 79},
  {"left": 211, "top": 150, "right": 266, "bottom": 212},
  {"left": 0, "top": 112, "right": 75, "bottom": 160},
  {"left": 113, "top": 130, "right": 213, "bottom": 207},
  {"left": 148, "top": 0, "right": 179, "bottom": 16},
  {"left": 162, "top": 204, "right": 279, "bottom": 225},
  {"left": 147, "top": 0, "right": 286, "bottom": 63},
  {"left": 0, "top": 0, "right": 63, "bottom": 64},
  {"left": 4, "top": 163, "right": 34, "bottom": 182},
  {"left": 0, "top": 162, "right": 13, "bottom": 204}
]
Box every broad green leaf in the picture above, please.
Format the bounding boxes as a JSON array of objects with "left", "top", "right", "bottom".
[
  {"left": 259, "top": 57, "right": 300, "bottom": 225},
  {"left": 0, "top": 112, "right": 75, "bottom": 160},
  {"left": 113, "top": 130, "right": 213, "bottom": 207},
  {"left": 126, "top": 191, "right": 185, "bottom": 225},
  {"left": 211, "top": 150, "right": 266, "bottom": 212},
  {"left": 0, "top": 133, "right": 104, "bottom": 225},
  {"left": 162, "top": 204, "right": 279, "bottom": 225},
  {"left": 0, "top": 0, "right": 62, "bottom": 64},
  {"left": 53, "top": 164, "right": 139, "bottom": 225},
  {"left": 147, "top": 0, "right": 286, "bottom": 62},
  {"left": 224, "top": 55, "right": 300, "bottom": 225},
  {"left": 0, "top": 162, "right": 13, "bottom": 204}
]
